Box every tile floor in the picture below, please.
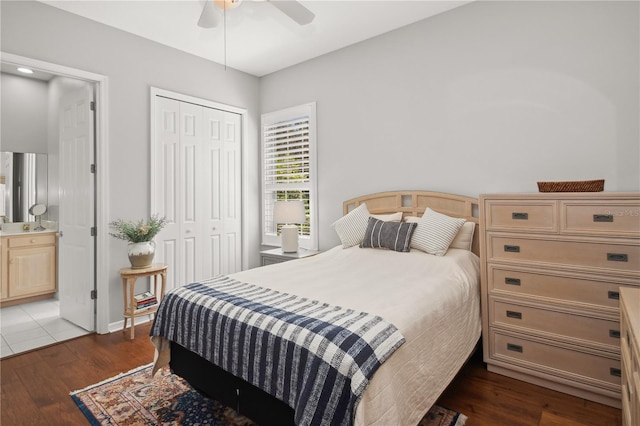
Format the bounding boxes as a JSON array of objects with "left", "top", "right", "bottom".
[{"left": 0, "top": 298, "right": 90, "bottom": 358}]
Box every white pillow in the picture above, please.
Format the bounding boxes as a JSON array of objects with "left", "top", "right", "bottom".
[
  {"left": 450, "top": 221, "right": 475, "bottom": 251},
  {"left": 371, "top": 212, "right": 403, "bottom": 222},
  {"left": 409, "top": 208, "right": 466, "bottom": 256},
  {"left": 331, "top": 203, "right": 371, "bottom": 248},
  {"left": 406, "top": 216, "right": 475, "bottom": 251}
]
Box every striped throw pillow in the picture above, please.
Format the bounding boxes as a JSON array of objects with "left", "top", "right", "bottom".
[
  {"left": 411, "top": 208, "right": 466, "bottom": 256},
  {"left": 331, "top": 203, "right": 371, "bottom": 248},
  {"left": 360, "top": 217, "right": 417, "bottom": 252}
]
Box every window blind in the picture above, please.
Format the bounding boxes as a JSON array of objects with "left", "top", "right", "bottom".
[{"left": 261, "top": 102, "right": 317, "bottom": 250}]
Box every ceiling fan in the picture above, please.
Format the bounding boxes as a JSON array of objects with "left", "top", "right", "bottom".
[{"left": 198, "top": 0, "right": 315, "bottom": 28}]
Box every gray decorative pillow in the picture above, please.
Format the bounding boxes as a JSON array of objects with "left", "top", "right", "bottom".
[{"left": 360, "top": 217, "right": 417, "bottom": 252}]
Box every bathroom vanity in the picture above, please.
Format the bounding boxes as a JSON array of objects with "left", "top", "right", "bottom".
[{"left": 0, "top": 227, "right": 57, "bottom": 306}]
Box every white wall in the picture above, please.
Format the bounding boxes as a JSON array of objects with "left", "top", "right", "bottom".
[
  {"left": 1, "top": 73, "right": 49, "bottom": 153},
  {"left": 1, "top": 1, "right": 261, "bottom": 324},
  {"left": 260, "top": 1, "right": 640, "bottom": 250}
]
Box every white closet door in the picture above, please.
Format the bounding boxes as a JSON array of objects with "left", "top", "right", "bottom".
[
  {"left": 201, "top": 108, "right": 242, "bottom": 278},
  {"left": 153, "top": 94, "right": 242, "bottom": 288},
  {"left": 201, "top": 107, "right": 223, "bottom": 279},
  {"left": 221, "top": 111, "right": 242, "bottom": 275},
  {"left": 154, "top": 97, "right": 180, "bottom": 288},
  {"left": 179, "top": 102, "right": 204, "bottom": 285}
]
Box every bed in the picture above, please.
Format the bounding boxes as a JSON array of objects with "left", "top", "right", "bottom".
[{"left": 150, "top": 190, "right": 482, "bottom": 426}]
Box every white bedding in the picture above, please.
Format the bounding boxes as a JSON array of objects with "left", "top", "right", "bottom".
[{"left": 231, "top": 245, "right": 481, "bottom": 426}]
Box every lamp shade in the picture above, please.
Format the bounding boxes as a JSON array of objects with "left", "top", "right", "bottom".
[{"left": 273, "top": 200, "right": 305, "bottom": 224}]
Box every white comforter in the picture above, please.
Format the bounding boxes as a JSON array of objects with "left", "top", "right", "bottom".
[{"left": 231, "top": 245, "right": 481, "bottom": 426}]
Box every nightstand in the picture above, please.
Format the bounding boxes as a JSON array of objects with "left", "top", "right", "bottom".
[
  {"left": 119, "top": 263, "right": 167, "bottom": 339},
  {"left": 260, "top": 247, "right": 319, "bottom": 266}
]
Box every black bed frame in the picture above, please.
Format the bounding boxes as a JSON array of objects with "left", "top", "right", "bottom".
[{"left": 170, "top": 341, "right": 296, "bottom": 426}]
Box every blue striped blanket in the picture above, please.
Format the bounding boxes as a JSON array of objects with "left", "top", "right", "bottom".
[{"left": 150, "top": 276, "right": 405, "bottom": 426}]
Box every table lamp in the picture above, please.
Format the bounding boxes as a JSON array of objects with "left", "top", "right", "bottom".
[{"left": 273, "top": 200, "right": 306, "bottom": 253}]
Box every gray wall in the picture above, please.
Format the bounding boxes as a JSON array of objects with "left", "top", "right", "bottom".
[
  {"left": 1, "top": 1, "right": 261, "bottom": 324},
  {"left": 260, "top": 0, "right": 640, "bottom": 250},
  {"left": 2, "top": 1, "right": 639, "bottom": 323},
  {"left": 1, "top": 73, "right": 49, "bottom": 153}
]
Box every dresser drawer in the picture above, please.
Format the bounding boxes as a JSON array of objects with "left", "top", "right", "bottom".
[
  {"left": 491, "top": 299, "right": 620, "bottom": 350},
  {"left": 8, "top": 234, "right": 56, "bottom": 248},
  {"left": 562, "top": 201, "right": 640, "bottom": 237},
  {"left": 484, "top": 200, "right": 557, "bottom": 232},
  {"left": 488, "top": 265, "right": 636, "bottom": 309},
  {"left": 491, "top": 330, "right": 621, "bottom": 389},
  {"left": 487, "top": 234, "right": 640, "bottom": 274}
]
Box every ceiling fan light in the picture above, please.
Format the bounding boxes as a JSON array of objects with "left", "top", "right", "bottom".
[{"left": 214, "top": 0, "right": 242, "bottom": 10}]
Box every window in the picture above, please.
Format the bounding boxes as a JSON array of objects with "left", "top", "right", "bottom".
[{"left": 261, "top": 102, "right": 317, "bottom": 250}]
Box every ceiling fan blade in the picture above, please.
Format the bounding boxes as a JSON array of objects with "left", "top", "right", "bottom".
[
  {"left": 269, "top": 1, "right": 315, "bottom": 25},
  {"left": 198, "top": 0, "right": 219, "bottom": 28}
]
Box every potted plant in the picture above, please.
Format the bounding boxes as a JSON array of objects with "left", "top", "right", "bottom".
[{"left": 109, "top": 214, "right": 167, "bottom": 269}]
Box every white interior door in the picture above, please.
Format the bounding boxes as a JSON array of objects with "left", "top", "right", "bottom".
[{"left": 58, "top": 83, "right": 95, "bottom": 331}]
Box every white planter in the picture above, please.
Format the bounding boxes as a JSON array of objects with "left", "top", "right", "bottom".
[{"left": 127, "top": 241, "right": 156, "bottom": 269}]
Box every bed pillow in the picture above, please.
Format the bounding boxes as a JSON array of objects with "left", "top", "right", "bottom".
[
  {"left": 450, "top": 221, "right": 476, "bottom": 251},
  {"left": 371, "top": 212, "right": 403, "bottom": 222},
  {"left": 406, "top": 216, "right": 475, "bottom": 251},
  {"left": 331, "top": 203, "right": 371, "bottom": 248},
  {"left": 360, "top": 217, "right": 417, "bottom": 252},
  {"left": 410, "top": 208, "right": 466, "bottom": 256}
]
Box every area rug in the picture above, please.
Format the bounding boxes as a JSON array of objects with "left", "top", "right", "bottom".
[{"left": 71, "top": 364, "right": 466, "bottom": 426}]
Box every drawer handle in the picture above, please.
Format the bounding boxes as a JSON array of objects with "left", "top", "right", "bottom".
[
  {"left": 593, "top": 214, "right": 614, "bottom": 222},
  {"left": 609, "top": 329, "right": 621, "bottom": 339},
  {"left": 504, "top": 245, "right": 520, "bottom": 253},
  {"left": 610, "top": 367, "right": 621, "bottom": 377},
  {"left": 608, "top": 291, "right": 620, "bottom": 300},
  {"left": 506, "top": 310, "right": 522, "bottom": 320},
  {"left": 512, "top": 212, "right": 529, "bottom": 220},
  {"left": 505, "top": 277, "right": 521, "bottom": 286},
  {"left": 607, "top": 253, "right": 628, "bottom": 262},
  {"left": 507, "top": 343, "right": 523, "bottom": 353}
]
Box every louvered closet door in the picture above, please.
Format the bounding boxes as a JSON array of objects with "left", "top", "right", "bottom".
[{"left": 153, "top": 95, "right": 242, "bottom": 289}]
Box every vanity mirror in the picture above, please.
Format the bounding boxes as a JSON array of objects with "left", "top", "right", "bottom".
[
  {"left": 0, "top": 151, "right": 48, "bottom": 222},
  {"left": 29, "top": 203, "right": 47, "bottom": 230}
]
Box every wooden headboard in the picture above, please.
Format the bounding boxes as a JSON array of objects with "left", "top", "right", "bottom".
[{"left": 343, "top": 190, "right": 480, "bottom": 256}]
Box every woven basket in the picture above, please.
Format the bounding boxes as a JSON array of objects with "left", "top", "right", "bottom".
[{"left": 537, "top": 179, "right": 604, "bottom": 193}]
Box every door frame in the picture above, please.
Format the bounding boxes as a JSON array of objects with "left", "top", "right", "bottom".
[
  {"left": 150, "top": 87, "right": 249, "bottom": 273},
  {"left": 1, "top": 52, "right": 111, "bottom": 334}
]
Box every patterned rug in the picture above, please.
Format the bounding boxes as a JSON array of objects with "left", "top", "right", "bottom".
[{"left": 71, "top": 364, "right": 466, "bottom": 426}]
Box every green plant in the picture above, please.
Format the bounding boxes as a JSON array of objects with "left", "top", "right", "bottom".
[{"left": 109, "top": 214, "right": 167, "bottom": 243}]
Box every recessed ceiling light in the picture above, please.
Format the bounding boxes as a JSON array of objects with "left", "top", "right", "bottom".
[{"left": 17, "top": 67, "right": 34, "bottom": 74}]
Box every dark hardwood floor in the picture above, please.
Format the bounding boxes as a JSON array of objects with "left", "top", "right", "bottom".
[{"left": 1, "top": 322, "right": 622, "bottom": 425}]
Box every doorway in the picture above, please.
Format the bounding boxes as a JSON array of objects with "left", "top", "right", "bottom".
[{"left": 0, "top": 52, "right": 109, "bottom": 357}]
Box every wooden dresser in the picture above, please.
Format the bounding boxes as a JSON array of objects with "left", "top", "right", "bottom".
[
  {"left": 620, "top": 287, "right": 640, "bottom": 425},
  {"left": 479, "top": 192, "right": 640, "bottom": 408}
]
